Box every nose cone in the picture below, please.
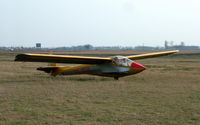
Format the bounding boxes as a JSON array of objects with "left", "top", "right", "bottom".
[{"left": 131, "top": 62, "right": 146, "bottom": 70}]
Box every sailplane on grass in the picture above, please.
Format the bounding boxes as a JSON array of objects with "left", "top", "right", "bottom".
[{"left": 15, "top": 50, "right": 179, "bottom": 80}]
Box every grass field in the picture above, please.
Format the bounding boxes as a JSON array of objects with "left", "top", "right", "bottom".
[{"left": 0, "top": 51, "right": 200, "bottom": 125}]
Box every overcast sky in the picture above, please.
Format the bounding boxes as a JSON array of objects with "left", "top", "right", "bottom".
[{"left": 0, "top": 0, "right": 200, "bottom": 47}]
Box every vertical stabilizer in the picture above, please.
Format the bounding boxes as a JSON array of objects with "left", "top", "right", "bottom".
[{"left": 48, "top": 63, "right": 57, "bottom": 66}]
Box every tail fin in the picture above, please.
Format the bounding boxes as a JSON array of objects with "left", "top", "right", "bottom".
[{"left": 48, "top": 63, "right": 57, "bottom": 66}]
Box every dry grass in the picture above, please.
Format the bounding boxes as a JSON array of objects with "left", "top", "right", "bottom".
[{"left": 0, "top": 51, "right": 200, "bottom": 125}]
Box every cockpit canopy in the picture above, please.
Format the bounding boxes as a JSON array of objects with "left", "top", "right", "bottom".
[{"left": 112, "top": 56, "right": 133, "bottom": 67}]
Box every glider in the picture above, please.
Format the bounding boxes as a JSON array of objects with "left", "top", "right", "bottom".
[{"left": 15, "top": 50, "right": 179, "bottom": 80}]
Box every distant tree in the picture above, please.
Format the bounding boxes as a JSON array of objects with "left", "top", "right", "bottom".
[
  {"left": 164, "top": 40, "right": 168, "bottom": 49},
  {"left": 180, "top": 41, "right": 185, "bottom": 46},
  {"left": 170, "top": 41, "right": 174, "bottom": 46},
  {"left": 84, "top": 44, "right": 93, "bottom": 50}
]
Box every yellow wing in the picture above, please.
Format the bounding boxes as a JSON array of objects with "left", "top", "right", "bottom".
[
  {"left": 15, "top": 50, "right": 179, "bottom": 64},
  {"left": 127, "top": 50, "right": 179, "bottom": 60},
  {"left": 15, "top": 53, "right": 112, "bottom": 64}
]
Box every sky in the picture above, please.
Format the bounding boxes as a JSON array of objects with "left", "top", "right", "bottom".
[{"left": 0, "top": 0, "right": 200, "bottom": 47}]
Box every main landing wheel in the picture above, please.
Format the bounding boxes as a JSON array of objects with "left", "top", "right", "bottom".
[{"left": 114, "top": 77, "right": 119, "bottom": 80}]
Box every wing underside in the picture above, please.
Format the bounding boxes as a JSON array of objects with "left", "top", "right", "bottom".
[{"left": 15, "top": 53, "right": 112, "bottom": 64}]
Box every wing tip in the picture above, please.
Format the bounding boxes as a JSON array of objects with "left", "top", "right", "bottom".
[
  {"left": 174, "top": 50, "right": 179, "bottom": 53},
  {"left": 171, "top": 50, "right": 179, "bottom": 54},
  {"left": 165, "top": 50, "right": 179, "bottom": 54},
  {"left": 15, "top": 53, "right": 29, "bottom": 61}
]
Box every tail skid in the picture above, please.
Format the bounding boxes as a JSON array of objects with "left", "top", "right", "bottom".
[{"left": 37, "top": 67, "right": 58, "bottom": 74}]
